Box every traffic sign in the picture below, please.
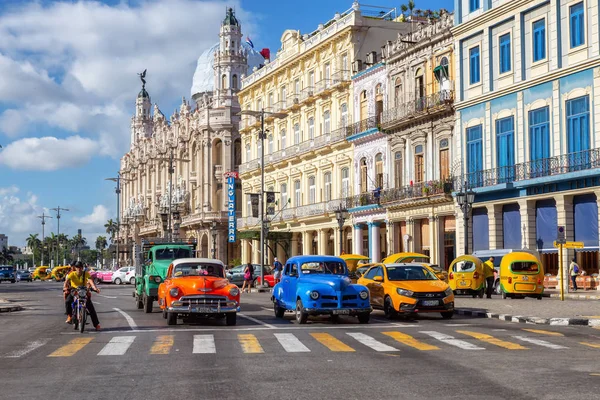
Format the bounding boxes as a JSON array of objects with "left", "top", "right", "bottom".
[
  {"left": 553, "top": 241, "right": 584, "bottom": 249},
  {"left": 557, "top": 226, "right": 566, "bottom": 242}
]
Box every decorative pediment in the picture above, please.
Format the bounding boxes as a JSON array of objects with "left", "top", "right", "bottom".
[{"left": 290, "top": 167, "right": 302, "bottom": 177}]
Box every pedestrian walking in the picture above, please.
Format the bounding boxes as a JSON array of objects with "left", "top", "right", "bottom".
[
  {"left": 569, "top": 258, "right": 580, "bottom": 292},
  {"left": 241, "top": 263, "right": 254, "bottom": 294},
  {"left": 483, "top": 257, "right": 495, "bottom": 298},
  {"left": 273, "top": 257, "right": 283, "bottom": 284}
]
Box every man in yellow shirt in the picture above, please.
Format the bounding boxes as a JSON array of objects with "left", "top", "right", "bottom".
[
  {"left": 483, "top": 257, "right": 495, "bottom": 299},
  {"left": 63, "top": 261, "right": 101, "bottom": 330}
]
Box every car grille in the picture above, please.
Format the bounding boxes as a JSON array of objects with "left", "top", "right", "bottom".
[
  {"left": 322, "top": 295, "right": 337, "bottom": 300},
  {"left": 178, "top": 295, "right": 229, "bottom": 306},
  {"left": 413, "top": 292, "right": 444, "bottom": 299},
  {"left": 321, "top": 303, "right": 337, "bottom": 308},
  {"left": 342, "top": 295, "right": 357, "bottom": 300},
  {"left": 342, "top": 303, "right": 357, "bottom": 308}
]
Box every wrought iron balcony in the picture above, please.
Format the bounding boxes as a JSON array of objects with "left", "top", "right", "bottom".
[
  {"left": 345, "top": 115, "right": 380, "bottom": 139},
  {"left": 300, "top": 86, "right": 315, "bottom": 102},
  {"left": 331, "top": 70, "right": 351, "bottom": 86},
  {"left": 238, "top": 199, "right": 349, "bottom": 228},
  {"left": 381, "top": 179, "right": 454, "bottom": 205},
  {"left": 381, "top": 89, "right": 454, "bottom": 130},
  {"left": 314, "top": 79, "right": 332, "bottom": 95},
  {"left": 459, "top": 148, "right": 600, "bottom": 191}
]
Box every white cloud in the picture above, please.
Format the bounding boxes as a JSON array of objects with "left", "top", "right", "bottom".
[
  {"left": 73, "top": 205, "right": 109, "bottom": 226},
  {"left": 0, "top": 186, "right": 42, "bottom": 243},
  {"left": 0, "top": 136, "right": 99, "bottom": 170}
]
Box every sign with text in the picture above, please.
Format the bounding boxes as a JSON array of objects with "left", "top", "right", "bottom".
[
  {"left": 226, "top": 172, "right": 238, "bottom": 243},
  {"left": 553, "top": 241, "right": 584, "bottom": 249}
]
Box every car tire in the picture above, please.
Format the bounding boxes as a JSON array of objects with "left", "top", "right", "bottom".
[
  {"left": 167, "top": 312, "right": 177, "bottom": 325},
  {"left": 441, "top": 311, "right": 454, "bottom": 319},
  {"left": 478, "top": 288, "right": 485, "bottom": 298},
  {"left": 129, "top": 277, "right": 135, "bottom": 285},
  {"left": 253, "top": 279, "right": 260, "bottom": 288},
  {"left": 143, "top": 294, "right": 153, "bottom": 313},
  {"left": 136, "top": 296, "right": 144, "bottom": 309},
  {"left": 357, "top": 312, "right": 370, "bottom": 324},
  {"left": 384, "top": 296, "right": 397, "bottom": 320},
  {"left": 274, "top": 301, "right": 285, "bottom": 318},
  {"left": 295, "top": 299, "right": 308, "bottom": 324},
  {"left": 537, "top": 295, "right": 543, "bottom": 300},
  {"left": 226, "top": 313, "right": 237, "bottom": 326},
  {"left": 162, "top": 308, "right": 167, "bottom": 319},
  {"left": 114, "top": 278, "right": 122, "bottom": 285}
]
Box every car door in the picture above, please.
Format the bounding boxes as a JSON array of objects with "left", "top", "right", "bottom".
[
  {"left": 370, "top": 267, "right": 385, "bottom": 307},
  {"left": 228, "top": 266, "right": 244, "bottom": 286},
  {"left": 281, "top": 263, "right": 298, "bottom": 308}
]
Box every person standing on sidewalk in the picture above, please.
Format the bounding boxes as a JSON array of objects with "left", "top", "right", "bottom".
[
  {"left": 483, "top": 257, "right": 495, "bottom": 298},
  {"left": 569, "top": 258, "right": 580, "bottom": 292},
  {"left": 273, "top": 257, "right": 283, "bottom": 285}
]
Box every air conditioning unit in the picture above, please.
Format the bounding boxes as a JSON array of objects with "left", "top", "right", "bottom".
[
  {"left": 352, "top": 60, "right": 362, "bottom": 74},
  {"left": 365, "top": 51, "right": 377, "bottom": 65}
]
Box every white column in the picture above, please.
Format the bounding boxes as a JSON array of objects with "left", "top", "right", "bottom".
[
  {"left": 369, "top": 222, "right": 381, "bottom": 262},
  {"left": 353, "top": 224, "right": 364, "bottom": 255}
]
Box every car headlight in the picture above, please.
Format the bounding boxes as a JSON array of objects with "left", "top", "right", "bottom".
[
  {"left": 397, "top": 288, "right": 414, "bottom": 297},
  {"left": 359, "top": 290, "right": 369, "bottom": 300},
  {"left": 444, "top": 287, "right": 453, "bottom": 297},
  {"left": 169, "top": 288, "right": 180, "bottom": 297},
  {"left": 229, "top": 287, "right": 240, "bottom": 297},
  {"left": 154, "top": 276, "right": 161, "bottom": 283},
  {"left": 310, "top": 291, "right": 320, "bottom": 300}
]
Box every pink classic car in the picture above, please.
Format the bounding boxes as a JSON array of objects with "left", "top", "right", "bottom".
[{"left": 93, "top": 269, "right": 114, "bottom": 284}]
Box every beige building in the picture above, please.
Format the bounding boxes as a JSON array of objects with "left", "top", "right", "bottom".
[{"left": 236, "top": 3, "right": 410, "bottom": 265}]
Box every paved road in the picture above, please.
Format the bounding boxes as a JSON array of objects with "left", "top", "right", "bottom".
[{"left": 1, "top": 281, "right": 599, "bottom": 400}]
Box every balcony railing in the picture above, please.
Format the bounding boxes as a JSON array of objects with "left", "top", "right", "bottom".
[
  {"left": 460, "top": 148, "right": 600, "bottom": 191},
  {"left": 346, "top": 115, "right": 380, "bottom": 138},
  {"left": 331, "top": 70, "right": 351, "bottom": 85},
  {"left": 300, "top": 86, "right": 315, "bottom": 102},
  {"left": 381, "top": 179, "right": 454, "bottom": 205},
  {"left": 315, "top": 79, "right": 332, "bottom": 94},
  {"left": 238, "top": 199, "right": 350, "bottom": 228},
  {"left": 381, "top": 89, "right": 454, "bottom": 129}
]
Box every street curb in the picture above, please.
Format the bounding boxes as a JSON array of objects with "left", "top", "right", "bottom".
[
  {"left": 547, "top": 293, "right": 600, "bottom": 300},
  {"left": 455, "top": 308, "right": 600, "bottom": 327},
  {"left": 0, "top": 304, "right": 23, "bottom": 313}
]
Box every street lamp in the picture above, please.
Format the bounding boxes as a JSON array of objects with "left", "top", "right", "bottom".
[
  {"left": 106, "top": 173, "right": 133, "bottom": 267},
  {"left": 238, "top": 109, "right": 287, "bottom": 287},
  {"left": 335, "top": 205, "right": 349, "bottom": 255},
  {"left": 210, "top": 220, "right": 218, "bottom": 259},
  {"left": 157, "top": 148, "right": 189, "bottom": 241},
  {"left": 456, "top": 181, "right": 476, "bottom": 255},
  {"left": 51, "top": 206, "right": 69, "bottom": 265},
  {"left": 37, "top": 212, "right": 52, "bottom": 266}
]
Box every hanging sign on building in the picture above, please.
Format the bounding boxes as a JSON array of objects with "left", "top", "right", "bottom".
[
  {"left": 225, "top": 171, "right": 239, "bottom": 243},
  {"left": 250, "top": 194, "right": 260, "bottom": 218}
]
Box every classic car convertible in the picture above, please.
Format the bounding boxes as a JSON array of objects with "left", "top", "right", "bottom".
[
  {"left": 158, "top": 258, "right": 240, "bottom": 326},
  {"left": 272, "top": 255, "right": 372, "bottom": 324}
]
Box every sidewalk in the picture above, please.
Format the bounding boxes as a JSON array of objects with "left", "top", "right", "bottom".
[
  {"left": 455, "top": 296, "right": 600, "bottom": 327},
  {"left": 543, "top": 288, "right": 600, "bottom": 300},
  {"left": 0, "top": 298, "right": 23, "bottom": 313}
]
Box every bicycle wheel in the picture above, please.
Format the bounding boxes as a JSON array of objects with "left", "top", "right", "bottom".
[
  {"left": 73, "top": 300, "right": 79, "bottom": 331},
  {"left": 79, "top": 307, "right": 87, "bottom": 333}
]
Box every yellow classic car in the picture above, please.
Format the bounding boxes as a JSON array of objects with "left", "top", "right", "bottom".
[
  {"left": 358, "top": 263, "right": 454, "bottom": 319},
  {"left": 32, "top": 266, "right": 52, "bottom": 281}
]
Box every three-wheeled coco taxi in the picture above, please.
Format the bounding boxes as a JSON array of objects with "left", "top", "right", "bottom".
[
  {"left": 448, "top": 255, "right": 486, "bottom": 298},
  {"left": 499, "top": 251, "right": 544, "bottom": 300}
]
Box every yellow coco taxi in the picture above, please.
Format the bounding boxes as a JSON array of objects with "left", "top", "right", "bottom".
[
  {"left": 448, "top": 255, "right": 486, "bottom": 298},
  {"left": 358, "top": 263, "right": 454, "bottom": 319},
  {"left": 382, "top": 252, "right": 448, "bottom": 282},
  {"left": 499, "top": 252, "right": 544, "bottom": 300}
]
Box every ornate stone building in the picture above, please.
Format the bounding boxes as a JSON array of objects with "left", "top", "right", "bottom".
[{"left": 118, "top": 8, "right": 262, "bottom": 264}]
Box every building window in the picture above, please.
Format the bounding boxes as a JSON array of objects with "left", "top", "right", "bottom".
[
  {"left": 440, "top": 139, "right": 450, "bottom": 180},
  {"left": 341, "top": 54, "right": 348, "bottom": 72},
  {"left": 308, "top": 118, "right": 314, "bottom": 140},
  {"left": 281, "top": 183, "right": 288, "bottom": 207},
  {"left": 268, "top": 92, "right": 274, "bottom": 107},
  {"left": 533, "top": 19, "right": 546, "bottom": 62},
  {"left": 499, "top": 33, "right": 511, "bottom": 74},
  {"left": 280, "top": 86, "right": 287, "bottom": 102},
  {"left": 469, "top": 0, "right": 480, "bottom": 13},
  {"left": 375, "top": 153, "right": 384, "bottom": 188},
  {"left": 360, "top": 91, "right": 367, "bottom": 120},
  {"left": 308, "top": 176, "right": 316, "bottom": 204},
  {"left": 245, "top": 144, "right": 251, "bottom": 162},
  {"left": 221, "top": 74, "right": 227, "bottom": 90},
  {"left": 294, "top": 123, "right": 300, "bottom": 144},
  {"left": 341, "top": 167, "right": 350, "bottom": 197},
  {"left": 257, "top": 138, "right": 262, "bottom": 158},
  {"left": 570, "top": 2, "right": 585, "bottom": 48},
  {"left": 566, "top": 95, "right": 590, "bottom": 154},
  {"left": 294, "top": 79, "right": 300, "bottom": 95},
  {"left": 394, "top": 78, "right": 402, "bottom": 106},
  {"left": 360, "top": 158, "right": 368, "bottom": 193},
  {"left": 414, "top": 145, "right": 424, "bottom": 183},
  {"left": 324, "top": 110, "right": 331, "bottom": 134},
  {"left": 232, "top": 75, "right": 238, "bottom": 89},
  {"left": 324, "top": 172, "right": 332, "bottom": 202},
  {"left": 466, "top": 125, "right": 483, "bottom": 185},
  {"left": 415, "top": 68, "right": 424, "bottom": 103},
  {"left": 394, "top": 151, "right": 403, "bottom": 188},
  {"left": 341, "top": 103, "right": 348, "bottom": 127},
  {"left": 247, "top": 195, "right": 252, "bottom": 217},
  {"left": 496, "top": 116, "right": 515, "bottom": 182},
  {"left": 529, "top": 106, "right": 550, "bottom": 161},
  {"left": 324, "top": 62, "right": 331, "bottom": 81},
  {"left": 309, "top": 71, "right": 315, "bottom": 87},
  {"left": 294, "top": 180, "right": 301, "bottom": 206},
  {"left": 268, "top": 134, "right": 273, "bottom": 154},
  {"left": 469, "top": 46, "right": 480, "bottom": 84},
  {"left": 280, "top": 129, "right": 286, "bottom": 150}
]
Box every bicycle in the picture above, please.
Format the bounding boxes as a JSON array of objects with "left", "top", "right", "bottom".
[{"left": 71, "top": 286, "right": 97, "bottom": 333}]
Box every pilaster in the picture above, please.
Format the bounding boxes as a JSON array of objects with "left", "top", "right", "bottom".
[
  {"left": 353, "top": 224, "right": 364, "bottom": 255},
  {"left": 487, "top": 204, "right": 503, "bottom": 250},
  {"left": 518, "top": 199, "right": 536, "bottom": 249},
  {"left": 368, "top": 222, "right": 381, "bottom": 262}
]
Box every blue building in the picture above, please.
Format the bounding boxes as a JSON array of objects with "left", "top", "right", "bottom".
[{"left": 453, "top": 0, "right": 600, "bottom": 275}]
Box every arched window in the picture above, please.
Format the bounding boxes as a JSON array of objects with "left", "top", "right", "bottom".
[
  {"left": 281, "top": 183, "right": 288, "bottom": 207},
  {"left": 221, "top": 74, "right": 227, "bottom": 90},
  {"left": 324, "top": 172, "right": 332, "bottom": 201},
  {"left": 308, "top": 118, "right": 315, "bottom": 140},
  {"left": 245, "top": 144, "right": 251, "bottom": 162},
  {"left": 294, "top": 180, "right": 301, "bottom": 206},
  {"left": 268, "top": 134, "right": 273, "bottom": 154},
  {"left": 280, "top": 129, "right": 287, "bottom": 150},
  {"left": 294, "top": 123, "right": 300, "bottom": 144},
  {"left": 308, "top": 176, "right": 316, "bottom": 204},
  {"left": 360, "top": 90, "right": 368, "bottom": 120},
  {"left": 324, "top": 110, "right": 331, "bottom": 134},
  {"left": 375, "top": 153, "right": 384, "bottom": 188},
  {"left": 341, "top": 103, "right": 348, "bottom": 127},
  {"left": 394, "top": 151, "right": 403, "bottom": 188},
  {"left": 232, "top": 74, "right": 238, "bottom": 89},
  {"left": 341, "top": 167, "right": 350, "bottom": 197},
  {"left": 414, "top": 145, "right": 424, "bottom": 183},
  {"left": 360, "top": 158, "right": 368, "bottom": 193}
]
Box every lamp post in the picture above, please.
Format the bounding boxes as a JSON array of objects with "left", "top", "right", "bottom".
[
  {"left": 157, "top": 148, "right": 189, "bottom": 241},
  {"left": 37, "top": 213, "right": 52, "bottom": 266},
  {"left": 335, "top": 205, "right": 349, "bottom": 255},
  {"left": 51, "top": 206, "right": 69, "bottom": 265},
  {"left": 238, "top": 109, "right": 287, "bottom": 289},
  {"left": 455, "top": 181, "right": 476, "bottom": 255},
  {"left": 105, "top": 173, "right": 133, "bottom": 267},
  {"left": 210, "top": 220, "right": 218, "bottom": 259}
]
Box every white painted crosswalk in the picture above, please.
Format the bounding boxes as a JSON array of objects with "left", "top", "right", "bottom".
[
  {"left": 193, "top": 334, "right": 216, "bottom": 354},
  {"left": 420, "top": 331, "right": 485, "bottom": 350},
  {"left": 97, "top": 336, "right": 136, "bottom": 356},
  {"left": 513, "top": 336, "right": 569, "bottom": 349},
  {"left": 274, "top": 333, "right": 311, "bottom": 353},
  {"left": 346, "top": 332, "right": 399, "bottom": 352}
]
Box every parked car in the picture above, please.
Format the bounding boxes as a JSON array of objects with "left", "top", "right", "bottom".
[
  {"left": 124, "top": 268, "right": 136, "bottom": 284},
  {"left": 32, "top": 266, "right": 52, "bottom": 280},
  {"left": 158, "top": 258, "right": 240, "bottom": 326},
  {"left": 94, "top": 269, "right": 114, "bottom": 284},
  {"left": 254, "top": 273, "right": 275, "bottom": 288},
  {"left": 16, "top": 270, "right": 32, "bottom": 282},
  {"left": 272, "top": 255, "right": 372, "bottom": 324},
  {"left": 112, "top": 266, "right": 135, "bottom": 284},
  {"left": 227, "top": 264, "right": 271, "bottom": 287},
  {"left": 0, "top": 266, "right": 16, "bottom": 283}
]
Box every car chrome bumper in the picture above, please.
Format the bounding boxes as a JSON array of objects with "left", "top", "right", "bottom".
[
  {"left": 303, "top": 307, "right": 372, "bottom": 316},
  {"left": 398, "top": 301, "right": 454, "bottom": 313},
  {"left": 167, "top": 303, "right": 240, "bottom": 314}
]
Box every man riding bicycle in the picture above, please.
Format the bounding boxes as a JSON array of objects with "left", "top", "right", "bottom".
[{"left": 63, "top": 261, "right": 101, "bottom": 331}]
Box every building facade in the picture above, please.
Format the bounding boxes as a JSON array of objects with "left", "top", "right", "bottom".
[
  {"left": 453, "top": 0, "right": 600, "bottom": 275},
  {"left": 236, "top": 3, "right": 411, "bottom": 265},
  {"left": 118, "top": 8, "right": 260, "bottom": 264}
]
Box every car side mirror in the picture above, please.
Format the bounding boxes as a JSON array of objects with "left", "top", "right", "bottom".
[{"left": 374, "top": 276, "right": 383, "bottom": 282}]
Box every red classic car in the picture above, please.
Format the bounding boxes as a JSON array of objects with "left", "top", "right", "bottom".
[
  {"left": 254, "top": 273, "right": 275, "bottom": 288},
  {"left": 158, "top": 258, "right": 240, "bottom": 326}
]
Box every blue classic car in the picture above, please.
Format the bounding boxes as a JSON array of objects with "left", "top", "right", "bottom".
[
  {"left": 0, "top": 266, "right": 16, "bottom": 283},
  {"left": 272, "top": 255, "right": 372, "bottom": 324}
]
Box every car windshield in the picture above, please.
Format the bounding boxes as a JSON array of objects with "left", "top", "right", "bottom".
[
  {"left": 453, "top": 261, "right": 476, "bottom": 272},
  {"left": 173, "top": 263, "right": 224, "bottom": 278},
  {"left": 386, "top": 266, "right": 438, "bottom": 281},
  {"left": 300, "top": 262, "right": 346, "bottom": 275},
  {"left": 400, "top": 257, "right": 429, "bottom": 263},
  {"left": 0, "top": 267, "right": 13, "bottom": 271},
  {"left": 155, "top": 247, "right": 192, "bottom": 260},
  {"left": 511, "top": 261, "right": 540, "bottom": 273}
]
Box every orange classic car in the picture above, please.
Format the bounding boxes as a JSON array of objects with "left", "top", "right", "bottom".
[{"left": 157, "top": 258, "right": 240, "bottom": 326}]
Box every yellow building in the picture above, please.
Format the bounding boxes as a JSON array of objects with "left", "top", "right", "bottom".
[{"left": 236, "top": 3, "right": 410, "bottom": 264}]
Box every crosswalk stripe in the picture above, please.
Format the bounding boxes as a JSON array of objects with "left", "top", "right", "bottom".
[
  {"left": 48, "top": 338, "right": 93, "bottom": 357},
  {"left": 274, "top": 333, "right": 310, "bottom": 353},
  {"left": 193, "top": 335, "right": 216, "bottom": 354},
  {"left": 150, "top": 335, "right": 174, "bottom": 354},
  {"left": 456, "top": 330, "right": 528, "bottom": 350},
  {"left": 98, "top": 336, "right": 136, "bottom": 356},
  {"left": 421, "top": 331, "right": 485, "bottom": 350},
  {"left": 580, "top": 342, "right": 600, "bottom": 349},
  {"left": 346, "top": 332, "right": 398, "bottom": 352},
  {"left": 238, "top": 334, "right": 264, "bottom": 354},
  {"left": 513, "top": 336, "right": 568, "bottom": 349},
  {"left": 311, "top": 333, "right": 355, "bottom": 352},
  {"left": 382, "top": 331, "right": 440, "bottom": 351},
  {"left": 4, "top": 339, "right": 51, "bottom": 358},
  {"left": 522, "top": 329, "right": 564, "bottom": 337}
]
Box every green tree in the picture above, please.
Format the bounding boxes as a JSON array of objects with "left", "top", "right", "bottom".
[
  {"left": 105, "top": 219, "right": 117, "bottom": 242},
  {"left": 26, "top": 234, "right": 41, "bottom": 266},
  {"left": 71, "top": 233, "right": 87, "bottom": 259},
  {"left": 95, "top": 236, "right": 108, "bottom": 266}
]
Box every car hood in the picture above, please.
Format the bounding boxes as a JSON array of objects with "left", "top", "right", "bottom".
[
  {"left": 299, "top": 275, "right": 354, "bottom": 291},
  {"left": 173, "top": 276, "right": 231, "bottom": 294},
  {"left": 387, "top": 279, "right": 449, "bottom": 292}
]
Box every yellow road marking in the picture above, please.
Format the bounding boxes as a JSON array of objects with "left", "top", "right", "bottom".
[
  {"left": 48, "top": 338, "right": 93, "bottom": 357},
  {"left": 310, "top": 333, "right": 355, "bottom": 352},
  {"left": 580, "top": 342, "right": 600, "bottom": 349},
  {"left": 457, "top": 330, "right": 527, "bottom": 350},
  {"left": 590, "top": 373, "right": 600, "bottom": 376},
  {"left": 382, "top": 331, "right": 439, "bottom": 351},
  {"left": 522, "top": 329, "right": 564, "bottom": 337},
  {"left": 238, "top": 334, "right": 264, "bottom": 354},
  {"left": 150, "top": 335, "right": 174, "bottom": 354}
]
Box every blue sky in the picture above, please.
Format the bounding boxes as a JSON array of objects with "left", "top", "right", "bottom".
[{"left": 0, "top": 0, "right": 452, "bottom": 247}]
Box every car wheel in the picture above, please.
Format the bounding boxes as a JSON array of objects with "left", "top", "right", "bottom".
[
  {"left": 162, "top": 308, "right": 167, "bottom": 319},
  {"left": 136, "top": 296, "right": 144, "bottom": 309},
  {"left": 274, "top": 301, "right": 285, "bottom": 318},
  {"left": 494, "top": 281, "right": 501, "bottom": 295},
  {"left": 357, "top": 312, "right": 370, "bottom": 324},
  {"left": 167, "top": 312, "right": 177, "bottom": 325},
  {"left": 11, "top": 280, "right": 16, "bottom": 284},
  {"left": 129, "top": 277, "right": 135, "bottom": 285},
  {"left": 143, "top": 294, "right": 153, "bottom": 313},
  {"left": 384, "top": 296, "right": 397, "bottom": 320},
  {"left": 226, "top": 313, "right": 237, "bottom": 326},
  {"left": 478, "top": 288, "right": 485, "bottom": 298},
  {"left": 441, "top": 311, "right": 454, "bottom": 319},
  {"left": 114, "top": 278, "right": 122, "bottom": 285},
  {"left": 253, "top": 279, "right": 260, "bottom": 288},
  {"left": 295, "top": 299, "right": 308, "bottom": 324}
]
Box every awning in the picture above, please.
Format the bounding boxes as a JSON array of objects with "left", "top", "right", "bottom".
[
  {"left": 502, "top": 203, "right": 521, "bottom": 249},
  {"left": 472, "top": 207, "right": 489, "bottom": 251},
  {"left": 434, "top": 65, "right": 449, "bottom": 80},
  {"left": 574, "top": 194, "right": 598, "bottom": 247},
  {"left": 535, "top": 199, "right": 557, "bottom": 250}
]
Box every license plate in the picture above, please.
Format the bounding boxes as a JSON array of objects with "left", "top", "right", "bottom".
[
  {"left": 522, "top": 276, "right": 529, "bottom": 281},
  {"left": 459, "top": 280, "right": 468, "bottom": 286},
  {"left": 333, "top": 309, "right": 350, "bottom": 315},
  {"left": 194, "top": 307, "right": 212, "bottom": 313},
  {"left": 422, "top": 300, "right": 439, "bottom": 306}
]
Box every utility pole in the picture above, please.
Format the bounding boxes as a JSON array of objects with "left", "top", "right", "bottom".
[
  {"left": 157, "top": 149, "right": 189, "bottom": 241},
  {"left": 37, "top": 213, "right": 52, "bottom": 266},
  {"left": 106, "top": 173, "right": 132, "bottom": 267},
  {"left": 51, "top": 206, "right": 69, "bottom": 265}
]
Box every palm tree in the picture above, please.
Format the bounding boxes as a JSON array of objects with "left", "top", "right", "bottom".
[
  {"left": 96, "top": 236, "right": 108, "bottom": 267},
  {"left": 27, "top": 234, "right": 41, "bottom": 266},
  {"left": 71, "top": 234, "right": 87, "bottom": 259},
  {"left": 105, "top": 219, "right": 117, "bottom": 241},
  {"left": 401, "top": 0, "right": 416, "bottom": 20}
]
